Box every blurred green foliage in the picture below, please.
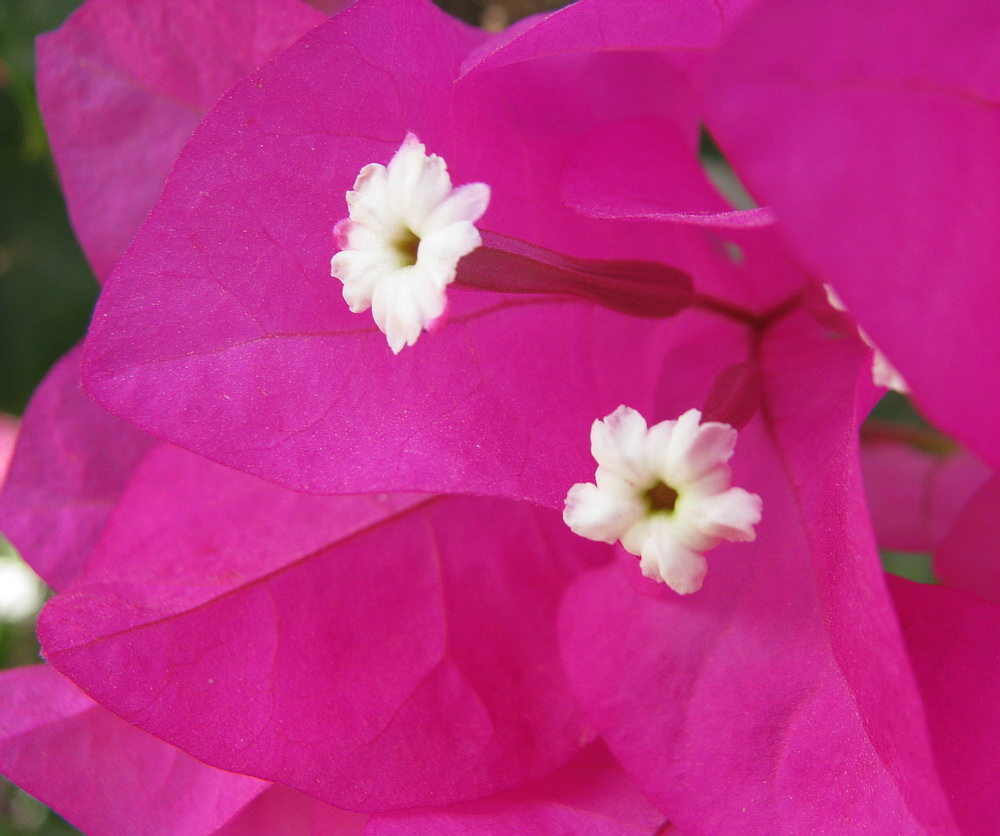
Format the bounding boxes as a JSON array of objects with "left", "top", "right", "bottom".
[
  {"left": 0, "top": 0, "right": 98, "bottom": 416},
  {"left": 2, "top": 5, "right": 89, "bottom": 834},
  {"left": 881, "top": 551, "right": 937, "bottom": 585}
]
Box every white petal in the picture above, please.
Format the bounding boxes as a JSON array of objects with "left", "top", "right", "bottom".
[
  {"left": 388, "top": 135, "right": 451, "bottom": 223},
  {"left": 590, "top": 406, "right": 656, "bottom": 486},
  {"left": 346, "top": 164, "right": 397, "bottom": 234},
  {"left": 563, "top": 481, "right": 645, "bottom": 544},
  {"left": 334, "top": 220, "right": 385, "bottom": 256},
  {"left": 423, "top": 182, "right": 491, "bottom": 233},
  {"left": 331, "top": 134, "right": 489, "bottom": 351},
  {"left": 637, "top": 520, "right": 708, "bottom": 595},
  {"left": 418, "top": 222, "right": 482, "bottom": 287},
  {"left": 662, "top": 409, "right": 737, "bottom": 486},
  {"left": 370, "top": 271, "right": 432, "bottom": 353},
  {"left": 408, "top": 266, "right": 450, "bottom": 323},
  {"left": 683, "top": 487, "right": 761, "bottom": 543},
  {"left": 333, "top": 251, "right": 400, "bottom": 312}
]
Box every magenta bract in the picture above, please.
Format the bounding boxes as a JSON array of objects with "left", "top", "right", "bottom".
[
  {"left": 861, "top": 434, "right": 991, "bottom": 555},
  {"left": 7, "top": 0, "right": 996, "bottom": 831},
  {"left": 39, "top": 444, "right": 608, "bottom": 810},
  {"left": 559, "top": 311, "right": 957, "bottom": 834},
  {"left": 215, "top": 786, "right": 369, "bottom": 836},
  {"left": 1, "top": 666, "right": 663, "bottom": 834},
  {"left": 0, "top": 348, "right": 153, "bottom": 590},
  {"left": 935, "top": 475, "right": 1000, "bottom": 603},
  {"left": 705, "top": 0, "right": 1000, "bottom": 470},
  {"left": 0, "top": 666, "right": 266, "bottom": 835},
  {"left": 459, "top": 0, "right": 756, "bottom": 83},
  {"left": 367, "top": 743, "right": 665, "bottom": 835},
  {"left": 38, "top": 0, "right": 327, "bottom": 282},
  {"left": 892, "top": 578, "right": 1000, "bottom": 835},
  {"left": 0, "top": 415, "right": 17, "bottom": 484},
  {"left": 81, "top": 0, "right": 775, "bottom": 503}
]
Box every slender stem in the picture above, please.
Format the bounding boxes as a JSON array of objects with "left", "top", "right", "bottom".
[
  {"left": 692, "top": 288, "right": 805, "bottom": 330},
  {"left": 690, "top": 293, "right": 759, "bottom": 326},
  {"left": 756, "top": 289, "right": 806, "bottom": 329}
]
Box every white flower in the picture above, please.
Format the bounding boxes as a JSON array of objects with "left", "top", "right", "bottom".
[
  {"left": 563, "top": 406, "right": 761, "bottom": 594},
  {"left": 0, "top": 546, "right": 44, "bottom": 623},
  {"left": 331, "top": 134, "right": 490, "bottom": 353}
]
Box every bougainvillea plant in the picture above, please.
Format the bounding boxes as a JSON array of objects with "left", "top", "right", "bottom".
[{"left": 2, "top": 0, "right": 1000, "bottom": 834}]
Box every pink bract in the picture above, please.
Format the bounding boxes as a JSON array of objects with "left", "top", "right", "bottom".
[
  {"left": 214, "top": 785, "right": 369, "bottom": 836},
  {"left": 0, "top": 357, "right": 663, "bottom": 825},
  {"left": 892, "top": 578, "right": 1000, "bottom": 835},
  {"left": 366, "top": 742, "right": 666, "bottom": 835},
  {"left": 21, "top": 0, "right": 354, "bottom": 584},
  {"left": 0, "top": 666, "right": 266, "bottom": 835},
  {"left": 1, "top": 666, "right": 662, "bottom": 834},
  {"left": 935, "top": 475, "right": 1000, "bottom": 604},
  {"left": 0, "top": 414, "right": 17, "bottom": 485},
  {"left": 459, "top": 0, "right": 755, "bottom": 83},
  {"left": 8, "top": 0, "right": 997, "bottom": 831},
  {"left": 704, "top": 0, "right": 1000, "bottom": 470},
  {"left": 81, "top": 0, "right": 782, "bottom": 503},
  {"left": 37, "top": 0, "right": 331, "bottom": 283},
  {"left": 0, "top": 348, "right": 153, "bottom": 590},
  {"left": 860, "top": 433, "right": 991, "bottom": 555},
  {"left": 559, "top": 309, "right": 958, "bottom": 833},
  {"left": 38, "top": 443, "right": 608, "bottom": 810}
]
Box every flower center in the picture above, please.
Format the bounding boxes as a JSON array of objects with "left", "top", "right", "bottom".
[
  {"left": 393, "top": 227, "right": 421, "bottom": 267},
  {"left": 645, "top": 481, "right": 678, "bottom": 513}
]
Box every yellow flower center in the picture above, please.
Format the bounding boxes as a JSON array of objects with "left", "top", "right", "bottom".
[{"left": 393, "top": 227, "right": 420, "bottom": 267}]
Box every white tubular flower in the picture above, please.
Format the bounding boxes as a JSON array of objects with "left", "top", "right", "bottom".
[
  {"left": 331, "top": 134, "right": 491, "bottom": 353},
  {"left": 0, "top": 550, "right": 44, "bottom": 623},
  {"left": 564, "top": 406, "right": 762, "bottom": 594}
]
